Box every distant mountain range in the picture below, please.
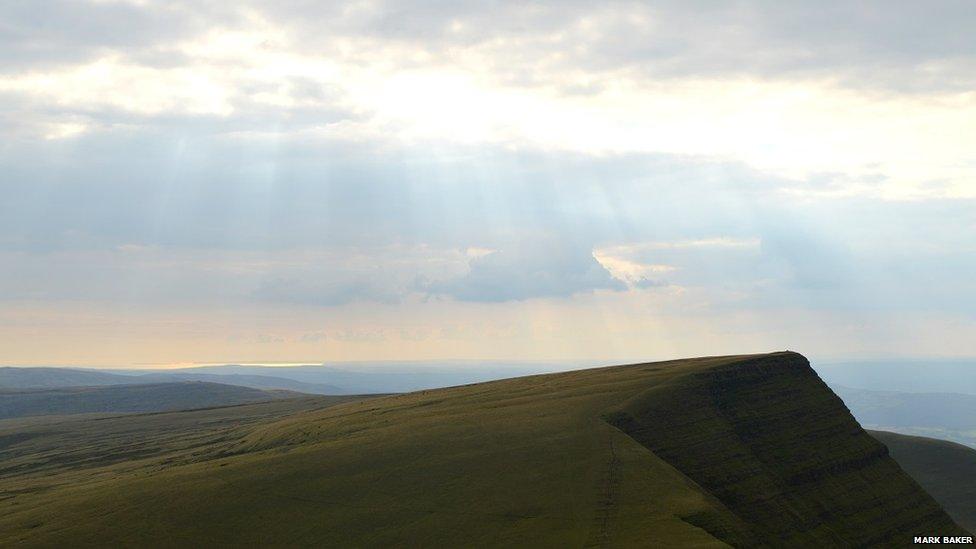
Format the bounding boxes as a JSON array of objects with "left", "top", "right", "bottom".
[
  {"left": 832, "top": 385, "right": 976, "bottom": 448},
  {"left": 0, "top": 382, "right": 301, "bottom": 419},
  {"left": 136, "top": 373, "right": 344, "bottom": 395},
  {"left": 155, "top": 361, "right": 569, "bottom": 393},
  {"left": 0, "top": 366, "right": 348, "bottom": 394},
  {"left": 813, "top": 359, "right": 976, "bottom": 447},
  {"left": 0, "top": 367, "right": 142, "bottom": 389},
  {"left": 0, "top": 361, "right": 572, "bottom": 395},
  {"left": 814, "top": 359, "right": 976, "bottom": 395}
]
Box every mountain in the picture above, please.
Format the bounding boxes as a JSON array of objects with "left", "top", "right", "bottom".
[
  {"left": 833, "top": 385, "right": 976, "bottom": 447},
  {"left": 872, "top": 430, "right": 976, "bottom": 532},
  {"left": 0, "top": 367, "right": 137, "bottom": 389},
  {"left": 134, "top": 373, "right": 347, "bottom": 395},
  {"left": 164, "top": 361, "right": 571, "bottom": 394},
  {"left": 0, "top": 382, "right": 302, "bottom": 419},
  {"left": 0, "top": 367, "right": 348, "bottom": 395},
  {"left": 0, "top": 352, "right": 967, "bottom": 546},
  {"left": 2, "top": 362, "right": 574, "bottom": 395}
]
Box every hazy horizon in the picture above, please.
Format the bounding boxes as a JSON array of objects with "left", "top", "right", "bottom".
[{"left": 6, "top": 354, "right": 976, "bottom": 372}]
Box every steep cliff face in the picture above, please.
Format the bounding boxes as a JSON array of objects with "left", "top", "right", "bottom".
[{"left": 607, "top": 352, "right": 969, "bottom": 546}]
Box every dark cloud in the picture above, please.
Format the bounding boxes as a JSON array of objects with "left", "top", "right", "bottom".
[
  {"left": 0, "top": 0, "right": 211, "bottom": 70},
  {"left": 244, "top": 0, "right": 976, "bottom": 92},
  {"left": 0, "top": 127, "right": 778, "bottom": 304},
  {"left": 429, "top": 239, "right": 626, "bottom": 302},
  {"left": 251, "top": 275, "right": 406, "bottom": 307},
  {"left": 634, "top": 277, "right": 669, "bottom": 289},
  {"left": 4, "top": 1, "right": 975, "bottom": 93},
  {"left": 1, "top": 111, "right": 974, "bottom": 310},
  {"left": 0, "top": 129, "right": 779, "bottom": 253}
]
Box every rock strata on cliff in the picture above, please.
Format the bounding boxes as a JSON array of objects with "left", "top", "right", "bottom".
[{"left": 607, "top": 352, "right": 969, "bottom": 546}]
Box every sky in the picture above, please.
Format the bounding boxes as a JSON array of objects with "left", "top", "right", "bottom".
[{"left": 1, "top": 0, "right": 975, "bottom": 367}]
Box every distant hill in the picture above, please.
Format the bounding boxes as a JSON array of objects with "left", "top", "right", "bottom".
[
  {"left": 0, "top": 352, "right": 966, "bottom": 546},
  {"left": 0, "top": 367, "right": 348, "bottom": 395},
  {"left": 0, "top": 382, "right": 301, "bottom": 419},
  {"left": 1, "top": 361, "right": 577, "bottom": 395},
  {"left": 0, "top": 367, "right": 137, "bottom": 389},
  {"left": 134, "top": 373, "right": 346, "bottom": 395},
  {"left": 873, "top": 430, "right": 976, "bottom": 532},
  {"left": 815, "top": 359, "right": 976, "bottom": 395},
  {"left": 164, "top": 361, "right": 568, "bottom": 393},
  {"left": 833, "top": 385, "right": 976, "bottom": 447}
]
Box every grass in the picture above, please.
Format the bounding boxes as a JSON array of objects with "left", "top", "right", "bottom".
[
  {"left": 0, "top": 352, "right": 967, "bottom": 547},
  {"left": 871, "top": 430, "right": 976, "bottom": 532}
]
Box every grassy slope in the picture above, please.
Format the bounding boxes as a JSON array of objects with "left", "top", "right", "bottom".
[
  {"left": 0, "top": 352, "right": 966, "bottom": 547},
  {"left": 0, "top": 382, "right": 302, "bottom": 419},
  {"left": 871, "top": 430, "right": 976, "bottom": 532},
  {"left": 0, "top": 396, "right": 364, "bottom": 483}
]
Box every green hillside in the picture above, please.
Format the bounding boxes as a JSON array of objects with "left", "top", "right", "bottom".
[
  {"left": 872, "top": 430, "right": 976, "bottom": 532},
  {"left": 0, "top": 396, "right": 366, "bottom": 484},
  {"left": 0, "top": 352, "right": 967, "bottom": 546}
]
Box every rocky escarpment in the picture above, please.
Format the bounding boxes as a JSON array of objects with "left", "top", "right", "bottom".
[{"left": 606, "top": 352, "right": 969, "bottom": 547}]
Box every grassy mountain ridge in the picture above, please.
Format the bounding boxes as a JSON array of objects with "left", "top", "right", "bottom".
[{"left": 0, "top": 352, "right": 966, "bottom": 546}]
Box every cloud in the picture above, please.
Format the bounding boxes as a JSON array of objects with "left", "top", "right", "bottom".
[
  {"left": 0, "top": 0, "right": 207, "bottom": 70},
  {"left": 3, "top": 2, "right": 976, "bottom": 198},
  {"left": 1, "top": 125, "right": 973, "bottom": 310},
  {"left": 634, "top": 277, "right": 669, "bottom": 289},
  {"left": 0, "top": 245, "right": 466, "bottom": 307},
  {"left": 429, "top": 239, "right": 626, "bottom": 302},
  {"left": 225, "top": 1, "right": 976, "bottom": 92},
  {"left": 1, "top": 1, "right": 975, "bottom": 362},
  {"left": 252, "top": 277, "right": 399, "bottom": 307},
  {"left": 5, "top": 1, "right": 975, "bottom": 95},
  {"left": 0, "top": 133, "right": 781, "bottom": 254}
]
